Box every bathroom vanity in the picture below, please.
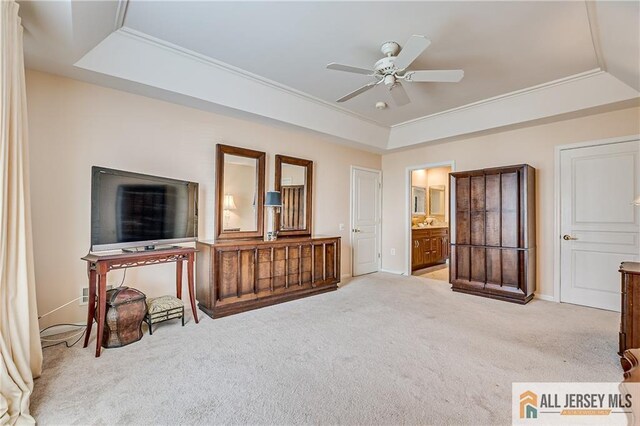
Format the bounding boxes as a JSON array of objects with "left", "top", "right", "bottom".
[{"left": 411, "top": 226, "right": 449, "bottom": 271}]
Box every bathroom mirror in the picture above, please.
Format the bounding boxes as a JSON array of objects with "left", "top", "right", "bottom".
[
  {"left": 275, "top": 155, "right": 313, "bottom": 237},
  {"left": 412, "top": 186, "right": 426, "bottom": 215},
  {"left": 215, "top": 144, "right": 265, "bottom": 240},
  {"left": 429, "top": 185, "right": 445, "bottom": 216}
]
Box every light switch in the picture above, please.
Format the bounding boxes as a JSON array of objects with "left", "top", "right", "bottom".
[{"left": 339, "top": 223, "right": 345, "bottom": 231}]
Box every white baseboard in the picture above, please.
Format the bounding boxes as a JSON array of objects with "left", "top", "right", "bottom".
[
  {"left": 40, "top": 322, "right": 85, "bottom": 337},
  {"left": 534, "top": 293, "right": 557, "bottom": 302},
  {"left": 379, "top": 269, "right": 406, "bottom": 275}
]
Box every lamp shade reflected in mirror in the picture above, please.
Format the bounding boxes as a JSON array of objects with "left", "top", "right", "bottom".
[{"left": 215, "top": 144, "right": 265, "bottom": 240}]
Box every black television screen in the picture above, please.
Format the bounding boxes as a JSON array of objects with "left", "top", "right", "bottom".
[{"left": 91, "top": 167, "right": 198, "bottom": 251}]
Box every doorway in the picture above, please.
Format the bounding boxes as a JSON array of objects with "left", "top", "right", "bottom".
[
  {"left": 557, "top": 137, "right": 640, "bottom": 311},
  {"left": 351, "top": 166, "right": 381, "bottom": 276},
  {"left": 407, "top": 162, "right": 454, "bottom": 281}
]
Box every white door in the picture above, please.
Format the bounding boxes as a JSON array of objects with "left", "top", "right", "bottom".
[
  {"left": 351, "top": 168, "right": 381, "bottom": 276},
  {"left": 560, "top": 140, "right": 640, "bottom": 311}
]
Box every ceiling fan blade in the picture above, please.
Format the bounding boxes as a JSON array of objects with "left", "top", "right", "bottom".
[
  {"left": 389, "top": 83, "right": 410, "bottom": 106},
  {"left": 394, "top": 35, "right": 431, "bottom": 70},
  {"left": 327, "top": 62, "right": 373, "bottom": 75},
  {"left": 406, "top": 70, "right": 464, "bottom": 83},
  {"left": 336, "top": 82, "right": 378, "bottom": 103}
]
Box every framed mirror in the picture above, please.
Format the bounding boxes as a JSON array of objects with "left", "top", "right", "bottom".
[
  {"left": 428, "top": 185, "right": 445, "bottom": 216},
  {"left": 275, "top": 155, "right": 313, "bottom": 237},
  {"left": 215, "top": 144, "right": 265, "bottom": 240},
  {"left": 411, "top": 186, "right": 426, "bottom": 215}
]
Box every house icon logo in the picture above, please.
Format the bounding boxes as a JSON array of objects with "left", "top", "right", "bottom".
[{"left": 520, "top": 390, "right": 538, "bottom": 419}]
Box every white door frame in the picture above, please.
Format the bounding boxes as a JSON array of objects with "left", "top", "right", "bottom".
[
  {"left": 350, "top": 166, "right": 382, "bottom": 277},
  {"left": 553, "top": 134, "right": 640, "bottom": 303},
  {"left": 405, "top": 160, "right": 456, "bottom": 276}
]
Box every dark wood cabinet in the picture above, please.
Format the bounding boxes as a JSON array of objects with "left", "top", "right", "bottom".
[
  {"left": 196, "top": 237, "right": 340, "bottom": 318},
  {"left": 412, "top": 227, "right": 449, "bottom": 271},
  {"left": 450, "top": 164, "right": 536, "bottom": 304},
  {"left": 620, "top": 262, "right": 640, "bottom": 356}
]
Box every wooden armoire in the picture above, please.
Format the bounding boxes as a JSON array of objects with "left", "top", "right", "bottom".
[{"left": 449, "top": 164, "right": 536, "bottom": 304}]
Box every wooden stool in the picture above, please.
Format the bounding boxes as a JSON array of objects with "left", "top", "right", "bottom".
[{"left": 144, "top": 295, "right": 185, "bottom": 335}]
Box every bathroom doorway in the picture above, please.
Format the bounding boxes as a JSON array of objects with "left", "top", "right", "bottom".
[{"left": 408, "top": 163, "right": 453, "bottom": 282}]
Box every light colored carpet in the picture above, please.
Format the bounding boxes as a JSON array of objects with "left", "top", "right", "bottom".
[
  {"left": 31, "top": 273, "right": 621, "bottom": 425},
  {"left": 416, "top": 264, "right": 449, "bottom": 281}
]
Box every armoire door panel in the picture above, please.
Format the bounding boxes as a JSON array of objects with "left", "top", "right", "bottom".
[
  {"left": 456, "top": 246, "right": 470, "bottom": 280},
  {"left": 501, "top": 172, "right": 519, "bottom": 211},
  {"left": 501, "top": 249, "right": 520, "bottom": 288},
  {"left": 486, "top": 248, "right": 501, "bottom": 285},
  {"left": 471, "top": 211, "right": 486, "bottom": 246},
  {"left": 471, "top": 247, "right": 486, "bottom": 283},
  {"left": 470, "top": 176, "right": 485, "bottom": 210},
  {"left": 501, "top": 211, "right": 519, "bottom": 248},
  {"left": 485, "top": 174, "right": 501, "bottom": 211},
  {"left": 457, "top": 211, "right": 470, "bottom": 245},
  {"left": 486, "top": 212, "right": 501, "bottom": 246},
  {"left": 456, "top": 177, "right": 470, "bottom": 210}
]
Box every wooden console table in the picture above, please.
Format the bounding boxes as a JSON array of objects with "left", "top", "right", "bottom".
[
  {"left": 196, "top": 236, "right": 340, "bottom": 318},
  {"left": 81, "top": 247, "right": 199, "bottom": 357}
]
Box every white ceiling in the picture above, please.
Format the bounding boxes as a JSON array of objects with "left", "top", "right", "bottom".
[
  {"left": 123, "top": 1, "right": 598, "bottom": 126},
  {"left": 18, "top": 1, "right": 640, "bottom": 152}
]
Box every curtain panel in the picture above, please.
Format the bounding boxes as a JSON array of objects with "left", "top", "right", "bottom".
[{"left": 0, "top": 1, "right": 43, "bottom": 424}]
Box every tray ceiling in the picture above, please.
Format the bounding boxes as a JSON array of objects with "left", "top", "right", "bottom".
[
  {"left": 123, "top": 1, "right": 598, "bottom": 126},
  {"left": 19, "top": 1, "right": 640, "bottom": 151}
]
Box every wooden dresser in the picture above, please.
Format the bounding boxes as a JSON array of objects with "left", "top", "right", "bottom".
[
  {"left": 196, "top": 236, "right": 340, "bottom": 318},
  {"left": 411, "top": 227, "right": 449, "bottom": 271},
  {"left": 620, "top": 262, "right": 640, "bottom": 355},
  {"left": 449, "top": 164, "right": 536, "bottom": 304}
]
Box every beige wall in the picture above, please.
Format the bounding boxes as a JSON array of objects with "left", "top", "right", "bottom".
[
  {"left": 382, "top": 106, "right": 640, "bottom": 299},
  {"left": 26, "top": 70, "right": 381, "bottom": 328}
]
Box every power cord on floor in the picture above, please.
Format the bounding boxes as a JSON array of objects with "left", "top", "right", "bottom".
[
  {"left": 41, "top": 329, "right": 86, "bottom": 349},
  {"left": 39, "top": 323, "right": 88, "bottom": 349},
  {"left": 38, "top": 267, "right": 127, "bottom": 350}
]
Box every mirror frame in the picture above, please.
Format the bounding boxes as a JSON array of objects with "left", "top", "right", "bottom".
[
  {"left": 215, "top": 144, "right": 266, "bottom": 240},
  {"left": 411, "top": 186, "right": 427, "bottom": 215},
  {"left": 274, "top": 155, "right": 313, "bottom": 238},
  {"left": 428, "top": 185, "right": 445, "bottom": 216}
]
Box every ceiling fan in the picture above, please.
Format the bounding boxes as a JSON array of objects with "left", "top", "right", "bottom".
[{"left": 326, "top": 35, "right": 464, "bottom": 107}]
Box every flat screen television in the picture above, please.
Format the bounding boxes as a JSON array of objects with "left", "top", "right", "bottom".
[{"left": 91, "top": 167, "right": 198, "bottom": 251}]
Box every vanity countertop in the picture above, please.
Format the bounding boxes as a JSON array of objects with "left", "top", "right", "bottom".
[{"left": 412, "top": 225, "right": 448, "bottom": 230}]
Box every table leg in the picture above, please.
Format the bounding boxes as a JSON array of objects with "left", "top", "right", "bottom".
[
  {"left": 83, "top": 267, "right": 96, "bottom": 348},
  {"left": 187, "top": 253, "right": 199, "bottom": 324},
  {"left": 176, "top": 260, "right": 183, "bottom": 299},
  {"left": 95, "top": 270, "right": 107, "bottom": 357}
]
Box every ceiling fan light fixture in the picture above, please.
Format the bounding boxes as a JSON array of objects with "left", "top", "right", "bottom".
[
  {"left": 327, "top": 35, "right": 464, "bottom": 105},
  {"left": 383, "top": 74, "right": 396, "bottom": 87}
]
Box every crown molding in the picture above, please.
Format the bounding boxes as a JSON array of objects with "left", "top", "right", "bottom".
[
  {"left": 117, "top": 26, "right": 386, "bottom": 129},
  {"left": 387, "top": 69, "right": 639, "bottom": 149},
  {"left": 113, "top": 0, "right": 129, "bottom": 31},
  {"left": 391, "top": 68, "right": 604, "bottom": 129}
]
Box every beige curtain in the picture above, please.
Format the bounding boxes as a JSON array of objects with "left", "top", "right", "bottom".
[{"left": 0, "top": 1, "right": 43, "bottom": 424}]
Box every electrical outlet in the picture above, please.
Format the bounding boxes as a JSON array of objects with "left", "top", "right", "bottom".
[
  {"left": 391, "top": 248, "right": 396, "bottom": 255},
  {"left": 80, "top": 285, "right": 113, "bottom": 305}
]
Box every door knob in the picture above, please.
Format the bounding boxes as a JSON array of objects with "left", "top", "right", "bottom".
[
  {"left": 352, "top": 228, "right": 361, "bottom": 233},
  {"left": 563, "top": 234, "right": 578, "bottom": 241}
]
